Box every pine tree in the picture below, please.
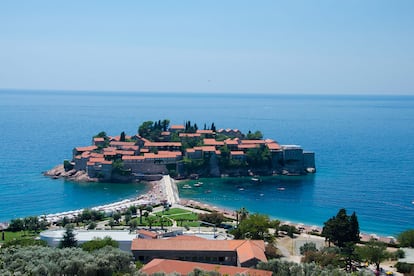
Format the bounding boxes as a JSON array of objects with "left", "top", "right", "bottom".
[{"left": 59, "top": 225, "right": 77, "bottom": 248}]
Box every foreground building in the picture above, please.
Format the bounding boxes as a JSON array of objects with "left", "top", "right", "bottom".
[
  {"left": 131, "top": 235, "right": 267, "bottom": 267},
  {"left": 140, "top": 259, "right": 272, "bottom": 276}
]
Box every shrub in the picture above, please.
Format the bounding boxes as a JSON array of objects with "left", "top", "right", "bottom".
[
  {"left": 300, "top": 242, "right": 318, "bottom": 255},
  {"left": 395, "top": 262, "right": 414, "bottom": 274}
]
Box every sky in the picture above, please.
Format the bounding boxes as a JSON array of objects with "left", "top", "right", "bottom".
[{"left": 0, "top": 0, "right": 413, "bottom": 95}]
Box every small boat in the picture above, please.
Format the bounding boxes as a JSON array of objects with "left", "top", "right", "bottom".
[
  {"left": 239, "top": 187, "right": 245, "bottom": 191},
  {"left": 251, "top": 177, "right": 261, "bottom": 182},
  {"left": 182, "top": 184, "right": 192, "bottom": 189},
  {"left": 277, "top": 187, "right": 285, "bottom": 191},
  {"left": 194, "top": 181, "right": 203, "bottom": 187},
  {"left": 205, "top": 190, "right": 211, "bottom": 193}
]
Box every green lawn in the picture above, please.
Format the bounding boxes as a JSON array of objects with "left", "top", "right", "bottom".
[
  {"left": 135, "top": 208, "right": 201, "bottom": 228},
  {"left": 0, "top": 231, "right": 39, "bottom": 243}
]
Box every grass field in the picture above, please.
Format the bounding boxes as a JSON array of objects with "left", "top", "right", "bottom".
[{"left": 0, "top": 230, "right": 39, "bottom": 244}]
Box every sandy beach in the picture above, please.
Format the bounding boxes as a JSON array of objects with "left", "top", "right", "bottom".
[{"left": 41, "top": 176, "right": 396, "bottom": 244}]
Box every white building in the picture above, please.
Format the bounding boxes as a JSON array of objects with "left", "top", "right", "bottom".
[{"left": 40, "top": 230, "right": 138, "bottom": 251}]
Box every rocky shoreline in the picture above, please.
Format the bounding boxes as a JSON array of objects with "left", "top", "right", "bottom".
[{"left": 43, "top": 165, "right": 98, "bottom": 182}]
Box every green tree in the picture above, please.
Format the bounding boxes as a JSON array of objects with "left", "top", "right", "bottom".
[
  {"left": 113, "top": 212, "right": 121, "bottom": 224},
  {"left": 87, "top": 221, "right": 97, "bottom": 230},
  {"left": 120, "top": 131, "right": 126, "bottom": 142},
  {"left": 63, "top": 160, "right": 74, "bottom": 171},
  {"left": 232, "top": 213, "right": 274, "bottom": 242},
  {"left": 59, "top": 225, "right": 77, "bottom": 248},
  {"left": 161, "top": 119, "right": 170, "bottom": 131},
  {"left": 322, "top": 208, "right": 360, "bottom": 247},
  {"left": 94, "top": 131, "right": 107, "bottom": 138},
  {"left": 147, "top": 216, "right": 156, "bottom": 229},
  {"left": 129, "top": 219, "right": 138, "bottom": 231},
  {"left": 8, "top": 218, "right": 25, "bottom": 232},
  {"left": 236, "top": 207, "right": 249, "bottom": 225},
  {"left": 300, "top": 242, "right": 318, "bottom": 255},
  {"left": 81, "top": 236, "right": 119, "bottom": 252},
  {"left": 108, "top": 217, "right": 115, "bottom": 229},
  {"left": 198, "top": 212, "right": 225, "bottom": 226},
  {"left": 138, "top": 205, "right": 146, "bottom": 224},
  {"left": 246, "top": 130, "right": 263, "bottom": 140},
  {"left": 398, "top": 229, "right": 414, "bottom": 247},
  {"left": 246, "top": 146, "right": 271, "bottom": 168},
  {"left": 129, "top": 205, "right": 137, "bottom": 215},
  {"left": 357, "top": 239, "right": 390, "bottom": 274},
  {"left": 0, "top": 245, "right": 133, "bottom": 275}
]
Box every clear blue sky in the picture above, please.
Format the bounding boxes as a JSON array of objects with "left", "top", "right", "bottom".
[{"left": 1, "top": 0, "right": 413, "bottom": 94}]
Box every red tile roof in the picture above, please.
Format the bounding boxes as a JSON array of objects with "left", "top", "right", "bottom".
[
  {"left": 144, "top": 151, "right": 182, "bottom": 159},
  {"left": 203, "top": 138, "right": 224, "bottom": 146},
  {"left": 122, "top": 156, "right": 145, "bottom": 161},
  {"left": 141, "top": 259, "right": 272, "bottom": 276},
  {"left": 137, "top": 229, "right": 158, "bottom": 239},
  {"left": 179, "top": 133, "right": 201, "bottom": 138},
  {"left": 131, "top": 238, "right": 267, "bottom": 264},
  {"left": 115, "top": 150, "right": 135, "bottom": 156},
  {"left": 266, "top": 142, "right": 281, "bottom": 150},
  {"left": 236, "top": 240, "right": 267, "bottom": 264},
  {"left": 196, "top": 129, "right": 214, "bottom": 134},
  {"left": 87, "top": 158, "right": 112, "bottom": 165},
  {"left": 241, "top": 140, "right": 266, "bottom": 144},
  {"left": 230, "top": 151, "right": 245, "bottom": 156},
  {"left": 75, "top": 146, "right": 97, "bottom": 152},
  {"left": 110, "top": 141, "right": 136, "bottom": 147},
  {"left": 225, "top": 138, "right": 240, "bottom": 145},
  {"left": 144, "top": 142, "right": 182, "bottom": 147},
  {"left": 193, "top": 146, "right": 217, "bottom": 152},
  {"left": 238, "top": 144, "right": 260, "bottom": 149},
  {"left": 170, "top": 125, "right": 185, "bottom": 130},
  {"left": 93, "top": 137, "right": 105, "bottom": 142}
]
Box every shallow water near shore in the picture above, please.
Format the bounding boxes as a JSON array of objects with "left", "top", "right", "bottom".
[{"left": 1, "top": 90, "right": 413, "bottom": 236}]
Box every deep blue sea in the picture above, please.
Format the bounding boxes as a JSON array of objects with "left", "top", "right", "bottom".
[{"left": 0, "top": 90, "right": 413, "bottom": 236}]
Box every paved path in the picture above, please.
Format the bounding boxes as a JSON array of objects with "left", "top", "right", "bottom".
[{"left": 162, "top": 175, "right": 180, "bottom": 204}]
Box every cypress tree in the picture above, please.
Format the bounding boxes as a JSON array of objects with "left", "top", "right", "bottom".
[
  {"left": 59, "top": 225, "right": 77, "bottom": 248},
  {"left": 120, "top": 131, "right": 126, "bottom": 142}
]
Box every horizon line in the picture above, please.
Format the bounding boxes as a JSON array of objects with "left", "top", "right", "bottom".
[{"left": 1, "top": 87, "right": 413, "bottom": 97}]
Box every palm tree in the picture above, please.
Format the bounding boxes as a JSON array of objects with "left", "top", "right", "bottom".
[
  {"left": 147, "top": 216, "right": 156, "bottom": 229},
  {"left": 138, "top": 205, "right": 145, "bottom": 224},
  {"left": 236, "top": 207, "right": 249, "bottom": 226}
]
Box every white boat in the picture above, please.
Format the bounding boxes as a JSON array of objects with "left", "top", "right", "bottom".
[
  {"left": 251, "top": 177, "right": 261, "bottom": 182},
  {"left": 182, "top": 184, "right": 192, "bottom": 189},
  {"left": 194, "top": 181, "right": 203, "bottom": 187}
]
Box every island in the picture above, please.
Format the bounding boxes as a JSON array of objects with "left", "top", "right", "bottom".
[{"left": 45, "top": 119, "right": 316, "bottom": 183}]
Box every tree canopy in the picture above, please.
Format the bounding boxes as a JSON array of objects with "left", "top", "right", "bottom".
[
  {"left": 398, "top": 229, "right": 414, "bottom": 248},
  {"left": 81, "top": 236, "right": 119, "bottom": 252},
  {"left": 0, "top": 245, "right": 133, "bottom": 275},
  {"left": 59, "top": 225, "right": 77, "bottom": 248},
  {"left": 232, "top": 213, "right": 275, "bottom": 242},
  {"left": 322, "top": 208, "right": 360, "bottom": 247},
  {"left": 356, "top": 239, "right": 390, "bottom": 273}
]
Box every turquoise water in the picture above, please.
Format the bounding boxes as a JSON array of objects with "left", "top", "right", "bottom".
[{"left": 1, "top": 90, "right": 413, "bottom": 236}]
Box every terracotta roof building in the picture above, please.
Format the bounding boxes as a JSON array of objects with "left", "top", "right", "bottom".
[
  {"left": 140, "top": 259, "right": 272, "bottom": 276},
  {"left": 131, "top": 236, "right": 267, "bottom": 267}
]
